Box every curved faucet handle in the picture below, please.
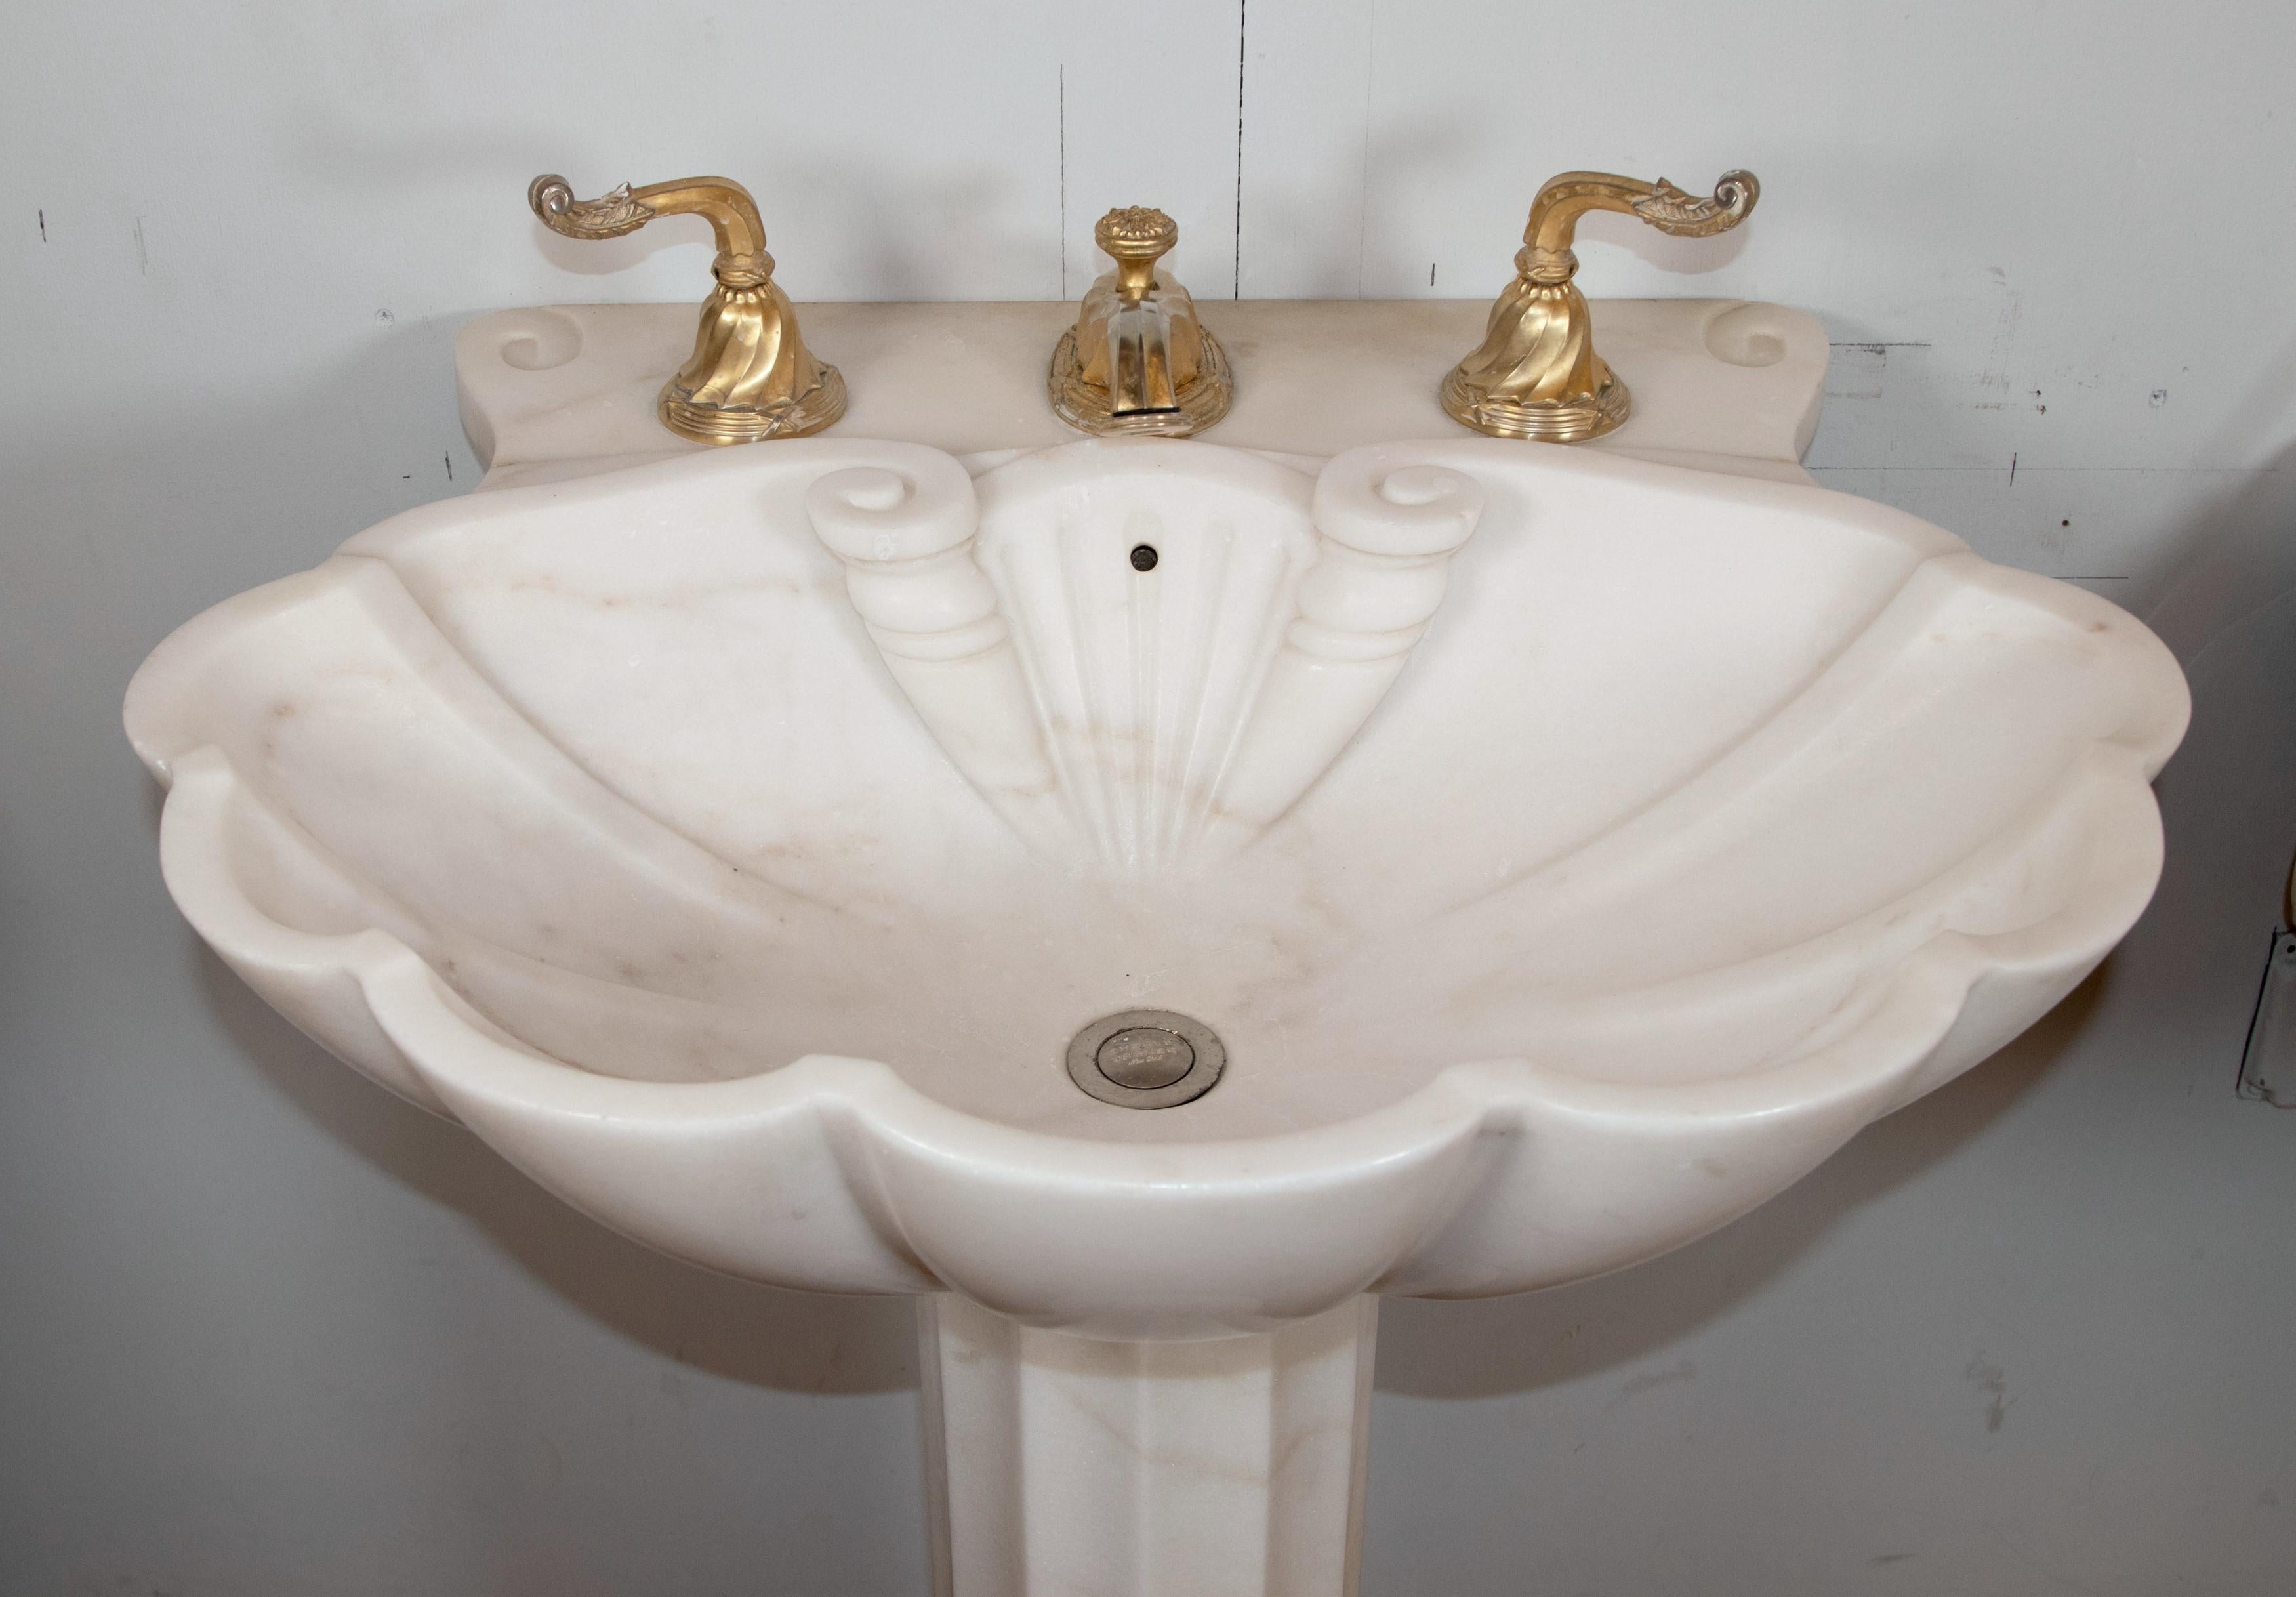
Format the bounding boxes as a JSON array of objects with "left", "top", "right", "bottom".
[
  {"left": 1626, "top": 170, "right": 1759, "bottom": 237},
  {"left": 529, "top": 173, "right": 774, "bottom": 285},
  {"left": 527, "top": 175, "right": 655, "bottom": 240},
  {"left": 1442, "top": 165, "right": 1761, "bottom": 443},
  {"left": 1523, "top": 169, "right": 1758, "bottom": 257},
  {"left": 524, "top": 170, "right": 840, "bottom": 444}
]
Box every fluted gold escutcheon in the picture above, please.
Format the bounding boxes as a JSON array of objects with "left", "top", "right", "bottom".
[
  {"left": 1442, "top": 169, "right": 1759, "bottom": 442},
  {"left": 528, "top": 173, "right": 845, "bottom": 445}
]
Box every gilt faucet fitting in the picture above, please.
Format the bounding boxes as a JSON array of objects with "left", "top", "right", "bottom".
[
  {"left": 1442, "top": 168, "right": 1759, "bottom": 443},
  {"left": 1050, "top": 207, "right": 1233, "bottom": 437},
  {"left": 529, "top": 172, "right": 846, "bottom": 445}
]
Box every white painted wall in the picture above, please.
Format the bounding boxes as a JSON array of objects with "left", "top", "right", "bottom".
[{"left": 5, "top": 3, "right": 2293, "bottom": 1592}]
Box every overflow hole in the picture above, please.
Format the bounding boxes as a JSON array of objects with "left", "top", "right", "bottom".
[{"left": 1130, "top": 544, "right": 1158, "bottom": 571}]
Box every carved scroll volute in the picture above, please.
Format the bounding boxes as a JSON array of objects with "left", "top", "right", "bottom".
[
  {"left": 1626, "top": 170, "right": 1760, "bottom": 236},
  {"left": 1204, "top": 451, "right": 1485, "bottom": 850},
  {"left": 526, "top": 172, "right": 845, "bottom": 444},
  {"left": 1442, "top": 167, "right": 1759, "bottom": 443},
  {"left": 527, "top": 175, "right": 657, "bottom": 240},
  {"left": 806, "top": 456, "right": 1067, "bottom": 852}
]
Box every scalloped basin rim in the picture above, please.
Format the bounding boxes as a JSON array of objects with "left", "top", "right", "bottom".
[
  {"left": 127, "top": 435, "right": 2189, "bottom": 1329},
  {"left": 158, "top": 739, "right": 2162, "bottom": 1171}
]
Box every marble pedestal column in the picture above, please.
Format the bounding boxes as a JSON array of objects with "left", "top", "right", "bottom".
[{"left": 920, "top": 1296, "right": 1379, "bottom": 1597}]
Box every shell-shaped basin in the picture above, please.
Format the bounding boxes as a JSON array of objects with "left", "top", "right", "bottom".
[{"left": 125, "top": 437, "right": 2188, "bottom": 1338}]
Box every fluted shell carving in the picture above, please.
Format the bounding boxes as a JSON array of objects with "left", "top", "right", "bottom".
[
  {"left": 125, "top": 428, "right": 2190, "bottom": 1332},
  {"left": 810, "top": 441, "right": 1484, "bottom": 877}
]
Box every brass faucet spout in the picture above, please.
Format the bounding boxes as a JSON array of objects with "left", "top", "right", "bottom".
[
  {"left": 1107, "top": 297, "right": 1179, "bottom": 415},
  {"left": 1050, "top": 207, "right": 1233, "bottom": 437}
]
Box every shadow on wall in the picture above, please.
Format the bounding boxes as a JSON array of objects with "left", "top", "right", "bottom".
[
  {"left": 1376, "top": 361, "right": 2295, "bottom": 1403},
  {"left": 2142, "top": 335, "right": 2296, "bottom": 665},
  {"left": 2122, "top": 367, "right": 2296, "bottom": 1045},
  {"left": 1376, "top": 967, "right": 2101, "bottom": 1398}
]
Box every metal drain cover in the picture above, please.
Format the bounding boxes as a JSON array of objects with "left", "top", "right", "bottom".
[{"left": 1066, "top": 1009, "right": 1225, "bottom": 1109}]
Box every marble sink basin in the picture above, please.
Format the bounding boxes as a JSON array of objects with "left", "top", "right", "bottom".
[
  {"left": 127, "top": 436, "right": 2185, "bottom": 1339},
  {"left": 128, "top": 430, "right": 2187, "bottom": 1594}
]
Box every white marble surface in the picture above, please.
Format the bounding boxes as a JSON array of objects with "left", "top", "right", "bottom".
[
  {"left": 124, "top": 306, "right": 2186, "bottom": 1596},
  {"left": 813, "top": 438, "right": 1483, "bottom": 872},
  {"left": 125, "top": 432, "right": 2187, "bottom": 1333},
  {"left": 923, "top": 1294, "right": 1376, "bottom": 1597},
  {"left": 457, "top": 299, "right": 1829, "bottom": 489}
]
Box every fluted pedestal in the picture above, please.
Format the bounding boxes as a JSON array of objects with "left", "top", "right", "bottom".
[{"left": 919, "top": 1295, "right": 1378, "bottom": 1597}]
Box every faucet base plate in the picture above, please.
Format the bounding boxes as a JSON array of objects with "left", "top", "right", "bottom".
[
  {"left": 1438, "top": 363, "right": 1631, "bottom": 443},
  {"left": 659, "top": 363, "right": 849, "bottom": 446},
  {"left": 1048, "top": 327, "right": 1234, "bottom": 438}
]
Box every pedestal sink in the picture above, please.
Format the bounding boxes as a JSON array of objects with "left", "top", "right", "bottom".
[{"left": 126, "top": 426, "right": 2186, "bottom": 1594}]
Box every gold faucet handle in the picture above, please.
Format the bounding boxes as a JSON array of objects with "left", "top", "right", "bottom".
[
  {"left": 1094, "top": 206, "right": 1179, "bottom": 259},
  {"left": 525, "top": 169, "right": 841, "bottom": 444},
  {"left": 1626, "top": 170, "right": 1760, "bottom": 237},
  {"left": 528, "top": 173, "right": 775, "bottom": 284},
  {"left": 1517, "top": 169, "right": 1759, "bottom": 281},
  {"left": 1519, "top": 169, "right": 1757, "bottom": 249},
  {"left": 1094, "top": 207, "right": 1179, "bottom": 296},
  {"left": 1443, "top": 166, "right": 1759, "bottom": 442},
  {"left": 528, "top": 175, "right": 656, "bottom": 240}
]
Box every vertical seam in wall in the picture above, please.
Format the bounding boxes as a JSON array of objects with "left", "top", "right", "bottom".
[
  {"left": 1355, "top": 0, "right": 1377, "bottom": 297},
  {"left": 1232, "top": 0, "right": 1248, "bottom": 298},
  {"left": 1057, "top": 64, "right": 1069, "bottom": 301}
]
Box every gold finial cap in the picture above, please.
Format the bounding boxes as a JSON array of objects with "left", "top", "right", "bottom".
[{"left": 1094, "top": 206, "right": 1179, "bottom": 262}]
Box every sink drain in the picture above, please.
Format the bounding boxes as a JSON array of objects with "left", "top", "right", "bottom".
[{"left": 1065, "top": 1009, "right": 1225, "bottom": 1109}]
